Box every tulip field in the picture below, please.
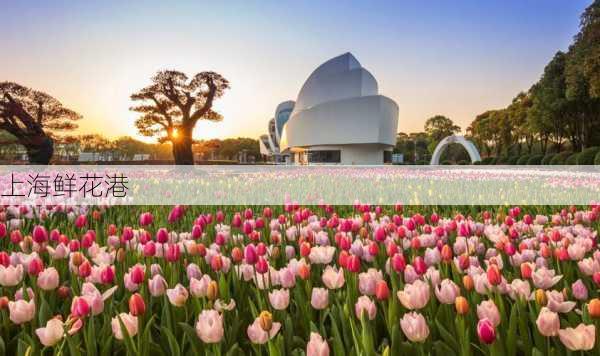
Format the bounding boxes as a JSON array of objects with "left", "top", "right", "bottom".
[{"left": 0, "top": 203, "right": 599, "bottom": 356}]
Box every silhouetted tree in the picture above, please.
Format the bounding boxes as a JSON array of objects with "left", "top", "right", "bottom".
[
  {"left": 0, "top": 82, "right": 81, "bottom": 164},
  {"left": 130, "top": 70, "right": 230, "bottom": 164}
]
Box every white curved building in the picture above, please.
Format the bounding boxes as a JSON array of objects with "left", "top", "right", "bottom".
[{"left": 263, "top": 52, "right": 399, "bottom": 164}]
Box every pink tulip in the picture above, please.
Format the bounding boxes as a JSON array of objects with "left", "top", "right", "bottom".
[
  {"left": 71, "top": 296, "right": 90, "bottom": 317},
  {"left": 321, "top": 266, "right": 345, "bottom": 290},
  {"left": 358, "top": 268, "right": 383, "bottom": 296},
  {"left": 536, "top": 307, "right": 559, "bottom": 337},
  {"left": 397, "top": 280, "right": 430, "bottom": 310},
  {"left": 36, "top": 318, "right": 64, "bottom": 346},
  {"left": 139, "top": 212, "right": 153, "bottom": 226},
  {"left": 279, "top": 267, "right": 296, "bottom": 288},
  {"left": 477, "top": 300, "right": 501, "bottom": 327},
  {"left": 190, "top": 275, "right": 211, "bottom": 298},
  {"left": 546, "top": 290, "right": 576, "bottom": 313},
  {"left": 571, "top": 279, "right": 588, "bottom": 301},
  {"left": 148, "top": 274, "right": 167, "bottom": 297},
  {"left": 435, "top": 279, "right": 460, "bottom": 304},
  {"left": 311, "top": 288, "right": 329, "bottom": 310},
  {"left": 111, "top": 313, "right": 138, "bottom": 340},
  {"left": 477, "top": 318, "right": 496, "bottom": 344},
  {"left": 400, "top": 312, "right": 429, "bottom": 343},
  {"left": 8, "top": 299, "right": 35, "bottom": 324},
  {"left": 32, "top": 225, "right": 48, "bottom": 244},
  {"left": 531, "top": 267, "right": 562, "bottom": 289},
  {"left": 195, "top": 310, "right": 224, "bottom": 343},
  {"left": 306, "top": 332, "right": 330, "bottom": 356},
  {"left": 247, "top": 317, "right": 281, "bottom": 344},
  {"left": 37, "top": 267, "right": 59, "bottom": 290},
  {"left": 0, "top": 264, "right": 23, "bottom": 287},
  {"left": 558, "top": 323, "right": 596, "bottom": 351},
  {"left": 354, "top": 296, "right": 377, "bottom": 320},
  {"left": 268, "top": 288, "right": 290, "bottom": 310},
  {"left": 166, "top": 284, "right": 189, "bottom": 307}
]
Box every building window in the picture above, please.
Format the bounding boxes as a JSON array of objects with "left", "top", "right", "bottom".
[
  {"left": 308, "top": 150, "right": 341, "bottom": 163},
  {"left": 383, "top": 150, "right": 392, "bottom": 163}
]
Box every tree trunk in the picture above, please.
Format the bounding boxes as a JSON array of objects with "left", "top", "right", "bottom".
[
  {"left": 23, "top": 134, "right": 54, "bottom": 164},
  {"left": 171, "top": 132, "right": 194, "bottom": 165}
]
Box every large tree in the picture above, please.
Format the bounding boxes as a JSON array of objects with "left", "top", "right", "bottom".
[
  {"left": 424, "top": 115, "right": 461, "bottom": 153},
  {"left": 0, "top": 82, "right": 81, "bottom": 164},
  {"left": 130, "top": 70, "right": 230, "bottom": 164}
]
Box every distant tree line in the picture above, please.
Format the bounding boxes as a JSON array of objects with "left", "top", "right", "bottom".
[{"left": 467, "top": 1, "right": 600, "bottom": 165}]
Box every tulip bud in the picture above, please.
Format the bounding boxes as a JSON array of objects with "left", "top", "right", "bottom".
[
  {"left": 486, "top": 265, "right": 501, "bottom": 286},
  {"left": 129, "top": 293, "right": 146, "bottom": 316},
  {"left": 0, "top": 296, "right": 9, "bottom": 309},
  {"left": 298, "top": 264, "right": 310, "bottom": 280},
  {"left": 477, "top": 318, "right": 496, "bottom": 344},
  {"left": 300, "top": 242, "right": 311, "bottom": 257},
  {"left": 463, "top": 275, "right": 474, "bottom": 291},
  {"left": 520, "top": 263, "right": 532, "bottom": 279},
  {"left": 375, "top": 280, "right": 390, "bottom": 300},
  {"left": 58, "top": 286, "right": 71, "bottom": 299},
  {"left": 211, "top": 255, "right": 224, "bottom": 272},
  {"left": 28, "top": 257, "right": 44, "bottom": 276},
  {"left": 441, "top": 245, "right": 453, "bottom": 262},
  {"left": 588, "top": 298, "right": 600, "bottom": 319},
  {"left": 231, "top": 247, "right": 243, "bottom": 263},
  {"left": 207, "top": 280, "right": 218, "bottom": 301},
  {"left": 258, "top": 311, "right": 273, "bottom": 332},
  {"left": 455, "top": 296, "right": 469, "bottom": 315},
  {"left": 78, "top": 261, "right": 91, "bottom": 278},
  {"left": 535, "top": 289, "right": 547, "bottom": 306},
  {"left": 71, "top": 296, "right": 90, "bottom": 318}
]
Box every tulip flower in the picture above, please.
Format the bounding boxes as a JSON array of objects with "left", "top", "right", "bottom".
[
  {"left": 8, "top": 299, "right": 35, "bottom": 324},
  {"left": 400, "top": 312, "right": 429, "bottom": 343},
  {"left": 536, "top": 307, "right": 559, "bottom": 337},
  {"left": 111, "top": 313, "right": 138, "bottom": 340},
  {"left": 558, "top": 324, "right": 595, "bottom": 351},
  {"left": 375, "top": 280, "right": 390, "bottom": 300},
  {"left": 397, "top": 280, "right": 430, "bottom": 310},
  {"left": 148, "top": 274, "right": 167, "bottom": 297},
  {"left": 129, "top": 293, "right": 146, "bottom": 316},
  {"left": 0, "top": 264, "right": 24, "bottom": 287},
  {"left": 306, "top": 332, "right": 330, "bottom": 356},
  {"left": 190, "top": 275, "right": 211, "bottom": 298},
  {"left": 311, "top": 288, "right": 329, "bottom": 310},
  {"left": 435, "top": 279, "right": 460, "bottom": 304},
  {"left": 247, "top": 315, "right": 281, "bottom": 344},
  {"left": 37, "top": 267, "right": 59, "bottom": 290},
  {"left": 36, "top": 318, "right": 65, "bottom": 347},
  {"left": 477, "top": 318, "right": 496, "bottom": 344},
  {"left": 196, "top": 310, "right": 224, "bottom": 343},
  {"left": 167, "top": 284, "right": 189, "bottom": 307},
  {"left": 477, "top": 300, "right": 501, "bottom": 327},
  {"left": 355, "top": 296, "right": 377, "bottom": 320},
  {"left": 268, "top": 288, "right": 290, "bottom": 310},
  {"left": 546, "top": 290, "right": 575, "bottom": 313},
  {"left": 588, "top": 298, "right": 600, "bottom": 319},
  {"left": 71, "top": 296, "right": 91, "bottom": 318},
  {"left": 321, "top": 266, "right": 345, "bottom": 289}
]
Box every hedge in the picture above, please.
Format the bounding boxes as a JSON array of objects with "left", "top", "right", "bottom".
[
  {"left": 526, "top": 154, "right": 545, "bottom": 165},
  {"left": 549, "top": 151, "right": 572, "bottom": 165},
  {"left": 541, "top": 153, "right": 557, "bottom": 165},
  {"left": 507, "top": 156, "right": 520, "bottom": 165},
  {"left": 596, "top": 150, "right": 600, "bottom": 165},
  {"left": 565, "top": 153, "right": 580, "bottom": 165},
  {"left": 516, "top": 155, "right": 531, "bottom": 165},
  {"left": 576, "top": 147, "right": 600, "bottom": 165}
]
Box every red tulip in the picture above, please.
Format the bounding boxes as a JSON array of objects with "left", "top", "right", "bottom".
[
  {"left": 129, "top": 293, "right": 146, "bottom": 316},
  {"left": 32, "top": 225, "right": 48, "bottom": 244},
  {"left": 477, "top": 318, "right": 496, "bottom": 344},
  {"left": 71, "top": 297, "right": 90, "bottom": 318},
  {"left": 346, "top": 255, "right": 361, "bottom": 273},
  {"left": 391, "top": 253, "right": 406, "bottom": 272},
  {"left": 165, "top": 244, "right": 180, "bottom": 262},
  {"left": 487, "top": 265, "right": 501, "bottom": 286},
  {"left": 130, "top": 265, "right": 145, "bottom": 284},
  {"left": 28, "top": 257, "right": 44, "bottom": 276},
  {"left": 375, "top": 280, "right": 390, "bottom": 300}
]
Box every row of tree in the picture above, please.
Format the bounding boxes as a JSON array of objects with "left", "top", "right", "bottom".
[{"left": 467, "top": 0, "right": 600, "bottom": 157}]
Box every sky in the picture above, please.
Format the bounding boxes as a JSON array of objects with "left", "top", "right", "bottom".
[{"left": 0, "top": 0, "right": 592, "bottom": 142}]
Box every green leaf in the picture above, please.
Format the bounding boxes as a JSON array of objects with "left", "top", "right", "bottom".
[
  {"left": 160, "top": 325, "right": 181, "bottom": 356},
  {"left": 506, "top": 305, "right": 518, "bottom": 356},
  {"left": 435, "top": 319, "right": 459, "bottom": 353},
  {"left": 178, "top": 322, "right": 202, "bottom": 355}
]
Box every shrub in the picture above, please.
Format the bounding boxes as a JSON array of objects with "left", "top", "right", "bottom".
[
  {"left": 527, "top": 154, "right": 544, "bottom": 165},
  {"left": 495, "top": 156, "right": 509, "bottom": 164},
  {"left": 516, "top": 155, "right": 531, "bottom": 165},
  {"left": 457, "top": 160, "right": 469, "bottom": 165},
  {"left": 507, "top": 156, "right": 520, "bottom": 165},
  {"left": 596, "top": 150, "right": 600, "bottom": 165},
  {"left": 541, "top": 153, "right": 556, "bottom": 165},
  {"left": 565, "top": 153, "right": 580, "bottom": 165},
  {"left": 488, "top": 157, "right": 497, "bottom": 165},
  {"left": 549, "top": 151, "right": 572, "bottom": 165},
  {"left": 480, "top": 157, "right": 495, "bottom": 165},
  {"left": 576, "top": 147, "right": 600, "bottom": 165}
]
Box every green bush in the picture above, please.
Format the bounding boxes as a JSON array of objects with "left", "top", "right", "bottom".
[
  {"left": 527, "top": 154, "right": 545, "bottom": 165},
  {"left": 576, "top": 147, "right": 600, "bottom": 165},
  {"left": 495, "top": 156, "right": 509, "bottom": 164},
  {"left": 507, "top": 156, "right": 520, "bottom": 165},
  {"left": 480, "top": 157, "right": 495, "bottom": 165},
  {"left": 596, "top": 150, "right": 600, "bottom": 165},
  {"left": 565, "top": 153, "right": 580, "bottom": 165},
  {"left": 457, "top": 160, "right": 469, "bottom": 165},
  {"left": 516, "top": 155, "right": 531, "bottom": 165},
  {"left": 541, "top": 153, "right": 556, "bottom": 165},
  {"left": 488, "top": 157, "right": 497, "bottom": 165},
  {"left": 549, "top": 151, "right": 572, "bottom": 165}
]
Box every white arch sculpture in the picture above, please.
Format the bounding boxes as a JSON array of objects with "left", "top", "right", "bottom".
[{"left": 430, "top": 135, "right": 481, "bottom": 165}]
